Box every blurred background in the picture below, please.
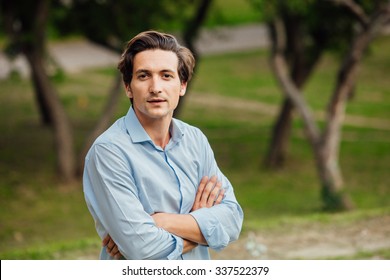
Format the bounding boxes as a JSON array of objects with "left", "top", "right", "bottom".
[{"left": 0, "top": 0, "right": 389, "bottom": 259}]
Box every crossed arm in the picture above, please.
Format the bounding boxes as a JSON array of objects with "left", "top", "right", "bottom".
[{"left": 104, "top": 175, "right": 225, "bottom": 259}]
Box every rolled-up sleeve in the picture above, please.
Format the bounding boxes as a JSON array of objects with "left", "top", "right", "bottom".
[
  {"left": 83, "top": 143, "right": 184, "bottom": 260},
  {"left": 190, "top": 181, "right": 243, "bottom": 251},
  {"left": 189, "top": 132, "right": 244, "bottom": 251}
]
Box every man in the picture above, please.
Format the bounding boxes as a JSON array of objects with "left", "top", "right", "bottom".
[{"left": 83, "top": 30, "right": 243, "bottom": 260}]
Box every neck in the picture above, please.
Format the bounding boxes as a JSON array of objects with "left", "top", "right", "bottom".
[
  {"left": 136, "top": 113, "right": 172, "bottom": 149},
  {"left": 148, "top": 124, "right": 171, "bottom": 149}
]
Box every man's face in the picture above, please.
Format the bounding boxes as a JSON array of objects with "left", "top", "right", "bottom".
[{"left": 127, "top": 49, "right": 187, "bottom": 123}]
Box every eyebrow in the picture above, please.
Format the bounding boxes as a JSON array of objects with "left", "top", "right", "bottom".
[{"left": 134, "top": 69, "right": 176, "bottom": 75}]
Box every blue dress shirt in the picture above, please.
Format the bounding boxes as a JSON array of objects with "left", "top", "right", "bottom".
[{"left": 83, "top": 107, "right": 243, "bottom": 260}]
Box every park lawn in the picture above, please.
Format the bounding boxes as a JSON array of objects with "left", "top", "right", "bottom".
[{"left": 0, "top": 36, "right": 389, "bottom": 259}]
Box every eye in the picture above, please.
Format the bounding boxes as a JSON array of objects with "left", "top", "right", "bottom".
[
  {"left": 162, "top": 73, "right": 174, "bottom": 79},
  {"left": 137, "top": 73, "right": 149, "bottom": 80}
]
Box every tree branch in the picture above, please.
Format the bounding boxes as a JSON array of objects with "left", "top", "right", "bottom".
[
  {"left": 323, "top": 2, "right": 390, "bottom": 160},
  {"left": 270, "top": 19, "right": 321, "bottom": 146},
  {"left": 327, "top": 0, "right": 370, "bottom": 27}
]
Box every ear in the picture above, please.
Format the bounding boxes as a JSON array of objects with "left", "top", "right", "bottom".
[
  {"left": 180, "top": 82, "right": 187, "bottom": 97},
  {"left": 125, "top": 85, "right": 133, "bottom": 98}
]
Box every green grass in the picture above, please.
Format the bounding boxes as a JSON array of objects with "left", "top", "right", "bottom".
[
  {"left": 192, "top": 49, "right": 281, "bottom": 103},
  {"left": 0, "top": 238, "right": 100, "bottom": 260},
  {"left": 0, "top": 34, "right": 389, "bottom": 259},
  {"left": 333, "top": 248, "right": 390, "bottom": 260}
]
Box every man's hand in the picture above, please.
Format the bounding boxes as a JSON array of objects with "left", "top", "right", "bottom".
[
  {"left": 103, "top": 230, "right": 198, "bottom": 258},
  {"left": 183, "top": 239, "right": 198, "bottom": 253},
  {"left": 153, "top": 175, "right": 224, "bottom": 245},
  {"left": 103, "top": 234, "right": 122, "bottom": 259},
  {"left": 191, "top": 175, "right": 225, "bottom": 211}
]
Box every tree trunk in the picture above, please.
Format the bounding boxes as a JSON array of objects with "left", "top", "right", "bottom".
[
  {"left": 270, "top": 18, "right": 352, "bottom": 211},
  {"left": 18, "top": 0, "right": 76, "bottom": 182},
  {"left": 174, "top": 0, "right": 213, "bottom": 118},
  {"left": 318, "top": 5, "right": 390, "bottom": 210},
  {"left": 25, "top": 49, "right": 76, "bottom": 182},
  {"left": 271, "top": 2, "right": 390, "bottom": 210},
  {"left": 1, "top": 0, "right": 53, "bottom": 126},
  {"left": 316, "top": 140, "right": 353, "bottom": 211},
  {"left": 264, "top": 98, "right": 293, "bottom": 168},
  {"left": 33, "top": 74, "right": 53, "bottom": 125},
  {"left": 77, "top": 71, "right": 122, "bottom": 175},
  {"left": 264, "top": 16, "right": 322, "bottom": 168}
]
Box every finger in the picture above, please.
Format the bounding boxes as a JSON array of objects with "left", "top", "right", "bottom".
[
  {"left": 106, "top": 237, "right": 116, "bottom": 252},
  {"left": 200, "top": 176, "right": 217, "bottom": 207},
  {"left": 192, "top": 176, "right": 208, "bottom": 211},
  {"left": 196, "top": 176, "right": 208, "bottom": 199},
  {"left": 109, "top": 245, "right": 119, "bottom": 256},
  {"left": 111, "top": 244, "right": 119, "bottom": 254},
  {"left": 114, "top": 252, "right": 123, "bottom": 260},
  {"left": 214, "top": 188, "right": 225, "bottom": 205},
  {"left": 206, "top": 180, "right": 222, "bottom": 207},
  {"left": 102, "top": 234, "right": 111, "bottom": 246}
]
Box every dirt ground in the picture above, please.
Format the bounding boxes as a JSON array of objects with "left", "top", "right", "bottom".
[
  {"left": 74, "top": 214, "right": 390, "bottom": 260},
  {"left": 211, "top": 214, "right": 390, "bottom": 260}
]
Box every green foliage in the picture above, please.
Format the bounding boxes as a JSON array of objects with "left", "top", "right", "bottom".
[
  {"left": 249, "top": 0, "right": 390, "bottom": 59},
  {"left": 250, "top": 0, "right": 387, "bottom": 20},
  {"left": 249, "top": 0, "right": 316, "bottom": 20},
  {"left": 204, "top": 0, "right": 263, "bottom": 27},
  {"left": 53, "top": 0, "right": 196, "bottom": 49}
]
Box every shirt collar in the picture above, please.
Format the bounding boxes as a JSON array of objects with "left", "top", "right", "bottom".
[
  {"left": 169, "top": 117, "right": 184, "bottom": 146},
  {"left": 124, "top": 107, "right": 184, "bottom": 148}
]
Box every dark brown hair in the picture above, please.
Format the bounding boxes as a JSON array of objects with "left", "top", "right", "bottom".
[{"left": 118, "top": 31, "right": 195, "bottom": 86}]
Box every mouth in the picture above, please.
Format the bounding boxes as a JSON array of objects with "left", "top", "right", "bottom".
[{"left": 147, "top": 98, "right": 166, "bottom": 104}]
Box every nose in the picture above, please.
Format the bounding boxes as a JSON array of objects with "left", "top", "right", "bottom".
[{"left": 149, "top": 76, "right": 162, "bottom": 94}]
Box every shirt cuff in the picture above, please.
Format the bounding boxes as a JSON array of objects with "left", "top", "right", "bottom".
[
  {"left": 190, "top": 208, "right": 229, "bottom": 251},
  {"left": 167, "top": 234, "right": 184, "bottom": 260}
]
